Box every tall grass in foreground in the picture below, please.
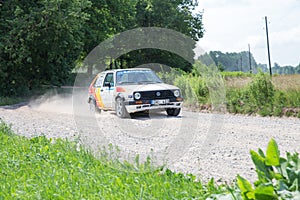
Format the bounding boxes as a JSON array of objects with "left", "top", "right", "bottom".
[{"left": 0, "top": 121, "right": 228, "bottom": 199}]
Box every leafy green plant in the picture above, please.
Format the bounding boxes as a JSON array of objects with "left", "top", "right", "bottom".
[{"left": 237, "top": 138, "right": 300, "bottom": 200}]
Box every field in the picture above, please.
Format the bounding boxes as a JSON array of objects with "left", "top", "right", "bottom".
[
  {"left": 224, "top": 73, "right": 300, "bottom": 91},
  {"left": 163, "top": 63, "right": 300, "bottom": 117},
  {"left": 223, "top": 73, "right": 300, "bottom": 117}
]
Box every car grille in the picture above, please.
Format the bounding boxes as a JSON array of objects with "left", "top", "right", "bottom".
[{"left": 137, "top": 90, "right": 175, "bottom": 100}]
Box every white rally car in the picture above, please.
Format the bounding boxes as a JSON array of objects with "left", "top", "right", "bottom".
[{"left": 88, "top": 68, "right": 183, "bottom": 118}]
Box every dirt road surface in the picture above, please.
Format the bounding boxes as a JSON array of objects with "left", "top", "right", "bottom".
[{"left": 1, "top": 94, "right": 299, "bottom": 183}]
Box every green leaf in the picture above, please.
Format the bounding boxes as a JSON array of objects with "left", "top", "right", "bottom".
[
  {"left": 250, "top": 150, "right": 267, "bottom": 173},
  {"left": 273, "top": 172, "right": 283, "bottom": 180},
  {"left": 266, "top": 138, "right": 280, "bottom": 166},
  {"left": 258, "top": 148, "right": 266, "bottom": 158},
  {"left": 286, "top": 167, "right": 297, "bottom": 182},
  {"left": 237, "top": 175, "right": 255, "bottom": 199},
  {"left": 278, "top": 180, "right": 289, "bottom": 191},
  {"left": 280, "top": 160, "right": 288, "bottom": 179},
  {"left": 254, "top": 184, "right": 277, "bottom": 200}
]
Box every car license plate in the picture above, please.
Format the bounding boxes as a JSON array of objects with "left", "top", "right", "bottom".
[{"left": 151, "top": 99, "right": 169, "bottom": 105}]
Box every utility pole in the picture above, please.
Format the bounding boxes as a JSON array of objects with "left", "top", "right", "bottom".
[
  {"left": 248, "top": 44, "right": 252, "bottom": 73},
  {"left": 240, "top": 55, "right": 243, "bottom": 72},
  {"left": 265, "top": 16, "right": 272, "bottom": 76}
]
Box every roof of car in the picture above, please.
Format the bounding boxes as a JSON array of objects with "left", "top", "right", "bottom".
[{"left": 102, "top": 68, "right": 152, "bottom": 73}]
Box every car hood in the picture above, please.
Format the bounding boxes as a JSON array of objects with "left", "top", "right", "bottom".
[{"left": 116, "top": 83, "right": 179, "bottom": 93}]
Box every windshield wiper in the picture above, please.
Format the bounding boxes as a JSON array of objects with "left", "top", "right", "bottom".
[
  {"left": 137, "top": 81, "right": 162, "bottom": 84},
  {"left": 118, "top": 81, "right": 137, "bottom": 85}
]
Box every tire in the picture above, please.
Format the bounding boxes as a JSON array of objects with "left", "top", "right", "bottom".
[
  {"left": 89, "top": 99, "right": 101, "bottom": 113},
  {"left": 115, "top": 98, "right": 129, "bottom": 118},
  {"left": 166, "top": 108, "right": 181, "bottom": 116}
]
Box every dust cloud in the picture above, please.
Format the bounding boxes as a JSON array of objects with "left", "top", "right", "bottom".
[{"left": 29, "top": 89, "right": 75, "bottom": 115}]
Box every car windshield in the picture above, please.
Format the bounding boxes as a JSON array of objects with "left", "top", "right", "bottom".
[{"left": 116, "top": 69, "right": 163, "bottom": 85}]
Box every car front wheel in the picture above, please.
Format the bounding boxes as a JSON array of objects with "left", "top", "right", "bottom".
[
  {"left": 166, "top": 108, "right": 181, "bottom": 116},
  {"left": 115, "top": 98, "right": 129, "bottom": 118}
]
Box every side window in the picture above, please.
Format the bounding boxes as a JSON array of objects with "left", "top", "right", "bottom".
[
  {"left": 103, "top": 73, "right": 114, "bottom": 87},
  {"left": 94, "top": 74, "right": 104, "bottom": 87}
]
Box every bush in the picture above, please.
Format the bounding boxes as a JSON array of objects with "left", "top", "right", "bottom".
[
  {"left": 248, "top": 72, "right": 275, "bottom": 110},
  {"left": 174, "top": 74, "right": 209, "bottom": 106},
  {"left": 226, "top": 72, "right": 278, "bottom": 116}
]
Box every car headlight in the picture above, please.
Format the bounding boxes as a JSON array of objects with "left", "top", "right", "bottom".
[
  {"left": 134, "top": 92, "right": 141, "bottom": 100},
  {"left": 173, "top": 90, "right": 180, "bottom": 97}
]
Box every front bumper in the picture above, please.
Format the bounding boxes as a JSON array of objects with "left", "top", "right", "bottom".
[{"left": 125, "top": 100, "right": 183, "bottom": 113}]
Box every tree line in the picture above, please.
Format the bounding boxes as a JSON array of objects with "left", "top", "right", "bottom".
[
  {"left": 256, "top": 63, "right": 300, "bottom": 75},
  {"left": 199, "top": 51, "right": 300, "bottom": 75},
  {"left": 0, "top": 0, "right": 204, "bottom": 96},
  {"left": 198, "top": 51, "right": 257, "bottom": 72}
]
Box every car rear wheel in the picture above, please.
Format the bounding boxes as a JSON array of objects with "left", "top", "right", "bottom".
[
  {"left": 89, "top": 99, "right": 101, "bottom": 113},
  {"left": 166, "top": 108, "right": 181, "bottom": 116},
  {"left": 115, "top": 98, "right": 129, "bottom": 118}
]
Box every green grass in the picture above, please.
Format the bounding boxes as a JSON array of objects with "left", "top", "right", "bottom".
[
  {"left": 1, "top": 122, "right": 299, "bottom": 199},
  {"left": 221, "top": 71, "right": 253, "bottom": 79},
  {"left": 0, "top": 121, "right": 229, "bottom": 199}
]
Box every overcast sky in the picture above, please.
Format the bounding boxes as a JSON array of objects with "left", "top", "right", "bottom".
[{"left": 195, "top": 0, "right": 300, "bottom": 66}]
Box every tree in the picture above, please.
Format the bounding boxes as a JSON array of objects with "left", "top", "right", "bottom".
[
  {"left": 0, "top": 0, "right": 204, "bottom": 95},
  {"left": 0, "top": 0, "right": 91, "bottom": 95},
  {"left": 116, "top": 0, "right": 204, "bottom": 72},
  {"left": 81, "top": 0, "right": 136, "bottom": 74}
]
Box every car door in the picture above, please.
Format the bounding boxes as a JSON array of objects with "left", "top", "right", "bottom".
[
  {"left": 101, "top": 72, "right": 115, "bottom": 109},
  {"left": 93, "top": 72, "right": 105, "bottom": 109}
]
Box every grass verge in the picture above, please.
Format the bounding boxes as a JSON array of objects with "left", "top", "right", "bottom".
[{"left": 0, "top": 121, "right": 229, "bottom": 199}]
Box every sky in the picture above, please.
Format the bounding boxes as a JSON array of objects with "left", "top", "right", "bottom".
[{"left": 195, "top": 0, "right": 300, "bottom": 66}]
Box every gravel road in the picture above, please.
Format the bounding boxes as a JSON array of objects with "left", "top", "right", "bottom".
[{"left": 1, "top": 93, "right": 300, "bottom": 183}]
